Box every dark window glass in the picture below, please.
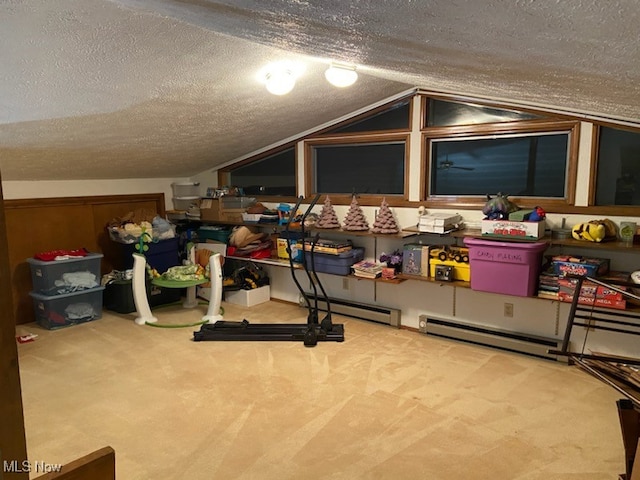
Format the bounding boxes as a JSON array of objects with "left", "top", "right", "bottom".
[
  {"left": 330, "top": 100, "right": 410, "bottom": 133},
  {"left": 314, "top": 143, "right": 405, "bottom": 195},
  {"left": 427, "top": 99, "right": 542, "bottom": 127},
  {"left": 429, "top": 133, "right": 569, "bottom": 197},
  {"left": 229, "top": 148, "right": 296, "bottom": 196},
  {"left": 595, "top": 126, "right": 640, "bottom": 206}
]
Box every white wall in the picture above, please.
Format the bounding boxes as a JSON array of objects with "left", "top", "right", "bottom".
[{"left": 1, "top": 178, "right": 193, "bottom": 212}]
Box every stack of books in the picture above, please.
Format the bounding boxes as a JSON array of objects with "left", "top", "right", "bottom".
[
  {"left": 303, "top": 238, "right": 352, "bottom": 255},
  {"left": 417, "top": 213, "right": 463, "bottom": 234},
  {"left": 352, "top": 260, "right": 384, "bottom": 279},
  {"left": 537, "top": 270, "right": 559, "bottom": 299}
]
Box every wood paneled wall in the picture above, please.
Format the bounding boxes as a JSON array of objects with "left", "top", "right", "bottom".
[
  {"left": 0, "top": 176, "right": 29, "bottom": 479},
  {"left": 5, "top": 193, "right": 165, "bottom": 325}
]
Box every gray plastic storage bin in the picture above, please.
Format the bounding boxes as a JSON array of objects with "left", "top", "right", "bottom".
[
  {"left": 304, "top": 247, "right": 365, "bottom": 275},
  {"left": 29, "top": 287, "right": 105, "bottom": 330},
  {"left": 27, "top": 253, "right": 104, "bottom": 296}
]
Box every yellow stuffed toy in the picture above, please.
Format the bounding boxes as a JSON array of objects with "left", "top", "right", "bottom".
[{"left": 572, "top": 222, "right": 606, "bottom": 242}]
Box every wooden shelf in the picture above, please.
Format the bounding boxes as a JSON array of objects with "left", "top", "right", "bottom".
[
  {"left": 350, "top": 274, "right": 406, "bottom": 284},
  {"left": 226, "top": 255, "right": 302, "bottom": 269},
  {"left": 397, "top": 272, "right": 471, "bottom": 289},
  {"left": 454, "top": 228, "right": 640, "bottom": 252},
  {"left": 200, "top": 219, "right": 419, "bottom": 239}
]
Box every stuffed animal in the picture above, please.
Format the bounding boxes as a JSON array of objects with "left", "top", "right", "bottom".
[
  {"left": 528, "top": 206, "right": 546, "bottom": 222},
  {"left": 482, "top": 193, "right": 519, "bottom": 220},
  {"left": 588, "top": 218, "right": 617, "bottom": 240},
  {"left": 572, "top": 222, "right": 606, "bottom": 242}
]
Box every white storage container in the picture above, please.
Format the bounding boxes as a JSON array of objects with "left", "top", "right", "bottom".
[
  {"left": 224, "top": 285, "right": 270, "bottom": 307},
  {"left": 171, "top": 182, "right": 200, "bottom": 198}
]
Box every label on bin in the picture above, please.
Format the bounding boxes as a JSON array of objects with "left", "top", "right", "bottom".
[{"left": 472, "top": 249, "right": 524, "bottom": 263}]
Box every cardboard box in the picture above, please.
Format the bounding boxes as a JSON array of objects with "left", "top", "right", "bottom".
[
  {"left": 277, "top": 238, "right": 303, "bottom": 261},
  {"left": 551, "top": 255, "right": 610, "bottom": 277},
  {"left": 557, "top": 277, "right": 626, "bottom": 301},
  {"left": 199, "top": 198, "right": 221, "bottom": 221},
  {"left": 557, "top": 291, "right": 626, "bottom": 310},
  {"left": 481, "top": 219, "right": 546, "bottom": 240},
  {"left": 225, "top": 285, "right": 270, "bottom": 307}
]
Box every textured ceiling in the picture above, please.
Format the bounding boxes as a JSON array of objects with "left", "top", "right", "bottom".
[{"left": 1, "top": 0, "right": 639, "bottom": 181}]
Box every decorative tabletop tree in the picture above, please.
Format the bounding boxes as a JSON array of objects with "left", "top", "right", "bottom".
[
  {"left": 315, "top": 195, "right": 341, "bottom": 229},
  {"left": 342, "top": 195, "right": 369, "bottom": 231},
  {"left": 371, "top": 197, "right": 400, "bottom": 234}
]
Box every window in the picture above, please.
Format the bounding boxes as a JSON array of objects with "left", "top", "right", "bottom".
[
  {"left": 429, "top": 132, "right": 569, "bottom": 198},
  {"left": 422, "top": 97, "right": 579, "bottom": 210},
  {"left": 310, "top": 139, "right": 406, "bottom": 196},
  {"left": 594, "top": 125, "right": 640, "bottom": 206},
  {"left": 426, "top": 98, "right": 543, "bottom": 127},
  {"left": 329, "top": 99, "right": 411, "bottom": 133},
  {"left": 225, "top": 147, "right": 296, "bottom": 196}
]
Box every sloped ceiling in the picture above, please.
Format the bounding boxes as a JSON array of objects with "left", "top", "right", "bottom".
[{"left": 0, "top": 0, "right": 638, "bottom": 181}]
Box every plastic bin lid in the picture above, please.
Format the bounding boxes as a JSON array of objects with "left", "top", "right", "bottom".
[
  {"left": 27, "top": 252, "right": 104, "bottom": 265},
  {"left": 29, "top": 285, "right": 105, "bottom": 300},
  {"left": 463, "top": 237, "right": 548, "bottom": 251}
]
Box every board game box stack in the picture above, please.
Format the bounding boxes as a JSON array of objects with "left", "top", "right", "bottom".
[
  {"left": 537, "top": 254, "right": 629, "bottom": 309},
  {"left": 303, "top": 238, "right": 353, "bottom": 254}
]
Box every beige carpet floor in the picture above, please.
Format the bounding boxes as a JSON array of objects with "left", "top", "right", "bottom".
[{"left": 16, "top": 300, "right": 626, "bottom": 480}]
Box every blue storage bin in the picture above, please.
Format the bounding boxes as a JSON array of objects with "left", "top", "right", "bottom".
[
  {"left": 122, "top": 237, "right": 180, "bottom": 273},
  {"left": 304, "top": 247, "right": 364, "bottom": 275}
]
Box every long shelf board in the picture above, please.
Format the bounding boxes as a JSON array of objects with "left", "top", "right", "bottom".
[{"left": 457, "top": 228, "right": 640, "bottom": 252}]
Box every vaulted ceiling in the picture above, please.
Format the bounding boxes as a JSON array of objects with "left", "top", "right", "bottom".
[{"left": 1, "top": 0, "right": 638, "bottom": 181}]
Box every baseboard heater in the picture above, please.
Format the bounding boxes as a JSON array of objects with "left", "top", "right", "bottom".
[
  {"left": 303, "top": 293, "right": 400, "bottom": 327},
  {"left": 419, "top": 316, "right": 565, "bottom": 362}
]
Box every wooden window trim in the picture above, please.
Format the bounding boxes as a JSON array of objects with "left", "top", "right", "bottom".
[
  {"left": 420, "top": 93, "right": 575, "bottom": 129},
  {"left": 420, "top": 121, "right": 580, "bottom": 214},
  {"left": 304, "top": 133, "right": 410, "bottom": 205},
  {"left": 312, "top": 95, "right": 413, "bottom": 137}
]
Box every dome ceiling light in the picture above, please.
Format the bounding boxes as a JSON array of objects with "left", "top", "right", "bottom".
[
  {"left": 264, "top": 68, "right": 296, "bottom": 95},
  {"left": 260, "top": 61, "right": 304, "bottom": 96},
  {"left": 325, "top": 63, "right": 358, "bottom": 88}
]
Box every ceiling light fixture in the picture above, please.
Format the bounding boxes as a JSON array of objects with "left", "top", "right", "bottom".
[
  {"left": 265, "top": 68, "right": 296, "bottom": 95},
  {"left": 325, "top": 63, "right": 358, "bottom": 88},
  {"left": 260, "top": 61, "right": 303, "bottom": 96}
]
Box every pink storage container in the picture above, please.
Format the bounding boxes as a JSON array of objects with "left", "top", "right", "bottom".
[{"left": 463, "top": 238, "right": 548, "bottom": 297}]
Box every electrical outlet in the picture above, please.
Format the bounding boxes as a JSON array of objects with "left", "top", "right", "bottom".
[
  {"left": 342, "top": 277, "right": 350, "bottom": 290},
  {"left": 504, "top": 303, "right": 514, "bottom": 317}
]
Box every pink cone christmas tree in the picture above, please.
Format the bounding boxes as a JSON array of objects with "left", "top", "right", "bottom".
[
  {"left": 315, "top": 196, "right": 341, "bottom": 229},
  {"left": 342, "top": 195, "right": 369, "bottom": 231},
  {"left": 371, "top": 197, "right": 400, "bottom": 234}
]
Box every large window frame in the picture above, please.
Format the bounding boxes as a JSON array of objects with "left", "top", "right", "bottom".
[
  {"left": 218, "top": 91, "right": 640, "bottom": 215},
  {"left": 421, "top": 117, "right": 581, "bottom": 212},
  {"left": 304, "top": 133, "right": 410, "bottom": 206}
]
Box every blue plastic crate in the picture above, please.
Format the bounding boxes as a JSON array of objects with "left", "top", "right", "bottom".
[{"left": 303, "top": 247, "right": 364, "bottom": 276}]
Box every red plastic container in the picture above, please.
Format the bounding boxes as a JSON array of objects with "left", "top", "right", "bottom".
[{"left": 463, "top": 238, "right": 548, "bottom": 297}]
